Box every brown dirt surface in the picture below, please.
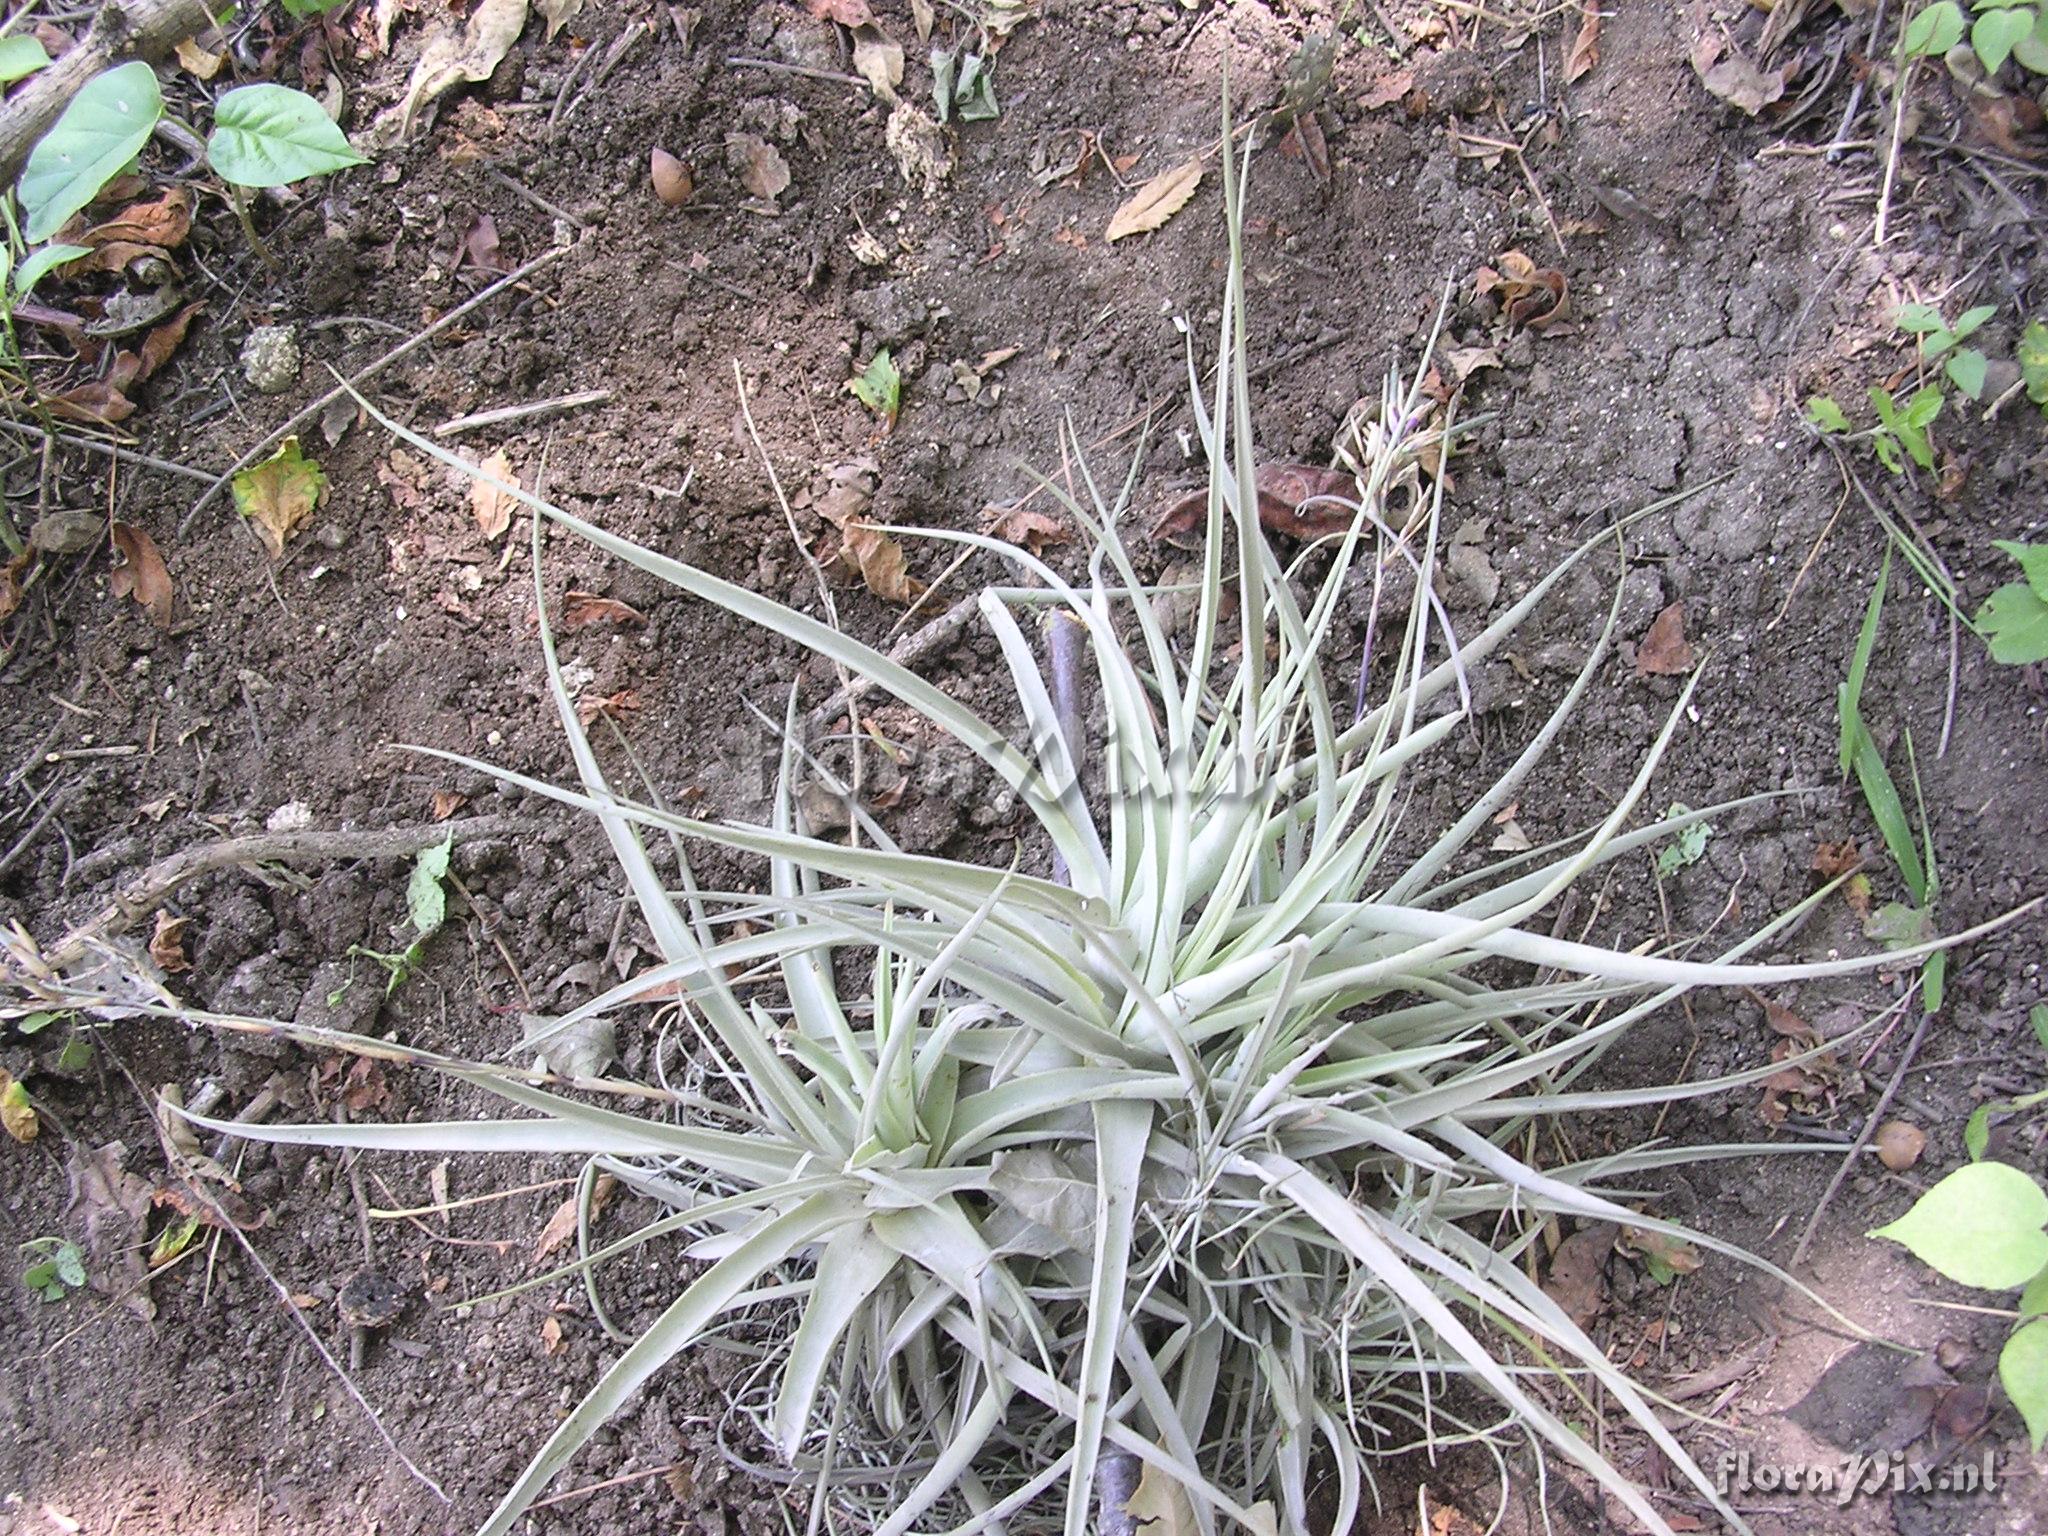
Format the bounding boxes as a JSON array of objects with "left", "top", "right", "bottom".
[{"left": 3, "top": 2, "right": 2046, "bottom": 1534}]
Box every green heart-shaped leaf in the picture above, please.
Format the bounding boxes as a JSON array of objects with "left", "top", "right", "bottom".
[
  {"left": 18, "top": 61, "right": 163, "bottom": 243},
  {"left": 1870, "top": 1161, "right": 2048, "bottom": 1290},
  {"left": 206, "top": 84, "right": 367, "bottom": 189},
  {"left": 1975, "top": 5, "right": 2035, "bottom": 69}
]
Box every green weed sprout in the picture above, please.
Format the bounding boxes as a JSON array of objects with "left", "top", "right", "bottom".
[{"left": 157, "top": 118, "right": 2016, "bottom": 1536}]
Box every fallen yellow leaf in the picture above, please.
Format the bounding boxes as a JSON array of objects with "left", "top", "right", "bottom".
[{"left": 1106, "top": 159, "right": 1204, "bottom": 243}]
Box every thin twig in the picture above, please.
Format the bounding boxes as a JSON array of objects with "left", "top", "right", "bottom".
[
  {"left": 0, "top": 420, "right": 215, "bottom": 484},
  {"left": 1790, "top": 997, "right": 1927, "bottom": 1270},
  {"left": 183, "top": 247, "right": 572, "bottom": 528},
  {"left": 727, "top": 54, "right": 867, "bottom": 86},
  {"left": 433, "top": 389, "right": 612, "bottom": 438},
  {"left": 801, "top": 590, "right": 983, "bottom": 740}
]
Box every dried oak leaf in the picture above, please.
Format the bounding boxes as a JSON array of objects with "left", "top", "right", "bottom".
[
  {"left": 135, "top": 300, "right": 203, "bottom": 383},
  {"left": 1874, "top": 1120, "right": 1926, "bottom": 1171},
  {"left": 0, "top": 553, "right": 25, "bottom": 622},
  {"left": 575, "top": 688, "right": 642, "bottom": 726},
  {"left": 1811, "top": 839, "right": 1863, "bottom": 879},
  {"left": 1566, "top": 1, "right": 1600, "bottom": 83},
  {"left": 82, "top": 189, "right": 193, "bottom": 253},
  {"left": 471, "top": 447, "right": 518, "bottom": 539},
  {"left": 1106, "top": 159, "right": 1204, "bottom": 243},
  {"left": 1634, "top": 601, "right": 1693, "bottom": 676},
  {"left": 1544, "top": 1223, "right": 1613, "bottom": 1330},
  {"left": 1474, "top": 249, "right": 1569, "bottom": 331},
  {"left": 44, "top": 380, "right": 134, "bottom": 427},
  {"left": 835, "top": 521, "right": 925, "bottom": 605},
  {"left": 533, "top": 1172, "right": 617, "bottom": 1263},
  {"left": 1689, "top": 34, "right": 1789, "bottom": 117},
  {"left": 109, "top": 522, "right": 173, "bottom": 630},
  {"left": 561, "top": 591, "right": 648, "bottom": 630},
  {"left": 148, "top": 911, "right": 190, "bottom": 973},
  {"left": 1360, "top": 67, "right": 1415, "bottom": 111},
  {"left": 985, "top": 502, "right": 1069, "bottom": 555},
  {"left": 728, "top": 132, "right": 791, "bottom": 203}
]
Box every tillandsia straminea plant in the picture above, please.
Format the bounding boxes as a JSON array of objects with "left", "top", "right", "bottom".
[{"left": 40, "top": 106, "right": 2012, "bottom": 1536}]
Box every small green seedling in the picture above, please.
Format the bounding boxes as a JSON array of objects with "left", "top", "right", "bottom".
[
  {"left": 1653, "top": 803, "right": 1712, "bottom": 877},
  {"left": 847, "top": 349, "right": 901, "bottom": 428},
  {"left": 341, "top": 837, "right": 453, "bottom": 997},
  {"left": 1895, "top": 301, "right": 1996, "bottom": 399},
  {"left": 1964, "top": 1004, "right": 2048, "bottom": 1159},
  {"left": 19, "top": 1237, "right": 86, "bottom": 1302},
  {"left": 1977, "top": 541, "right": 2048, "bottom": 664},
  {"left": 1839, "top": 551, "right": 1946, "bottom": 1011},
  {"left": 1905, "top": 1, "right": 2048, "bottom": 73},
  {"left": 0, "top": 34, "right": 49, "bottom": 86},
  {"left": 1804, "top": 384, "right": 1943, "bottom": 475},
  {"left": 1871, "top": 1160, "right": 2048, "bottom": 1451},
  {"left": 16, "top": 63, "right": 364, "bottom": 259}
]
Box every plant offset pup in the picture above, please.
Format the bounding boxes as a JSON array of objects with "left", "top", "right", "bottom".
[{"left": 178, "top": 125, "right": 1980, "bottom": 1536}]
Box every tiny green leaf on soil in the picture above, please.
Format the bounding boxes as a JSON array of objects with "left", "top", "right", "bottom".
[
  {"left": 1805, "top": 395, "right": 1850, "bottom": 433},
  {"left": 1870, "top": 1161, "right": 2048, "bottom": 1290},
  {"left": 1974, "top": 5, "right": 2034, "bottom": 72},
  {"left": 1945, "top": 347, "right": 1988, "bottom": 399},
  {"left": 2020, "top": 321, "right": 2048, "bottom": 404},
  {"left": 2032, "top": 1003, "right": 2048, "bottom": 1056},
  {"left": 1976, "top": 580, "right": 2048, "bottom": 665},
  {"left": 207, "top": 84, "right": 368, "bottom": 188},
  {"left": 13, "top": 243, "right": 92, "bottom": 298},
  {"left": 1654, "top": 804, "right": 1711, "bottom": 877},
  {"left": 1993, "top": 540, "right": 2048, "bottom": 599},
  {"left": 407, "top": 837, "right": 453, "bottom": 937},
  {"left": 18, "top": 61, "right": 164, "bottom": 243},
  {"left": 848, "top": 349, "right": 901, "bottom": 426}
]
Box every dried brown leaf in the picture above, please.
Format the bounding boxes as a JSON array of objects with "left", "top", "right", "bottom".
[
  {"left": 1105, "top": 159, "right": 1204, "bottom": 243},
  {"left": 984, "top": 502, "right": 1069, "bottom": 555},
  {"left": 729, "top": 133, "right": 791, "bottom": 203},
  {"left": 1635, "top": 602, "right": 1694, "bottom": 676},
  {"left": 533, "top": 1173, "right": 616, "bottom": 1263},
  {"left": 0, "top": 1070, "right": 36, "bottom": 1142},
  {"left": 471, "top": 448, "right": 518, "bottom": 539},
  {"left": 536, "top": 0, "right": 583, "bottom": 42},
  {"left": 109, "top": 522, "right": 173, "bottom": 630},
  {"left": 808, "top": 0, "right": 874, "bottom": 20},
  {"left": 0, "top": 554, "right": 24, "bottom": 623},
  {"left": 1543, "top": 1223, "right": 1612, "bottom": 1330},
  {"left": 1566, "top": 2, "right": 1600, "bottom": 83},
  {"left": 430, "top": 790, "right": 467, "bottom": 821},
  {"left": 135, "top": 300, "right": 203, "bottom": 383},
  {"left": 835, "top": 521, "right": 924, "bottom": 605},
  {"left": 1361, "top": 67, "right": 1415, "bottom": 111},
  {"left": 852, "top": 25, "right": 903, "bottom": 102},
  {"left": 175, "top": 36, "right": 225, "bottom": 79},
  {"left": 561, "top": 591, "right": 647, "bottom": 630},
  {"left": 1690, "top": 34, "right": 1789, "bottom": 116},
  {"left": 82, "top": 189, "right": 193, "bottom": 252},
  {"left": 384, "top": 0, "right": 530, "bottom": 143},
  {"left": 575, "top": 688, "right": 642, "bottom": 726}
]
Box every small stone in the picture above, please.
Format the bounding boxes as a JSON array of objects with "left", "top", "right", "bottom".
[{"left": 241, "top": 326, "right": 301, "bottom": 395}]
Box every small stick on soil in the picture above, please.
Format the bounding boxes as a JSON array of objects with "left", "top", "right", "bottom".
[
  {"left": 432, "top": 389, "right": 613, "bottom": 438},
  {"left": 530, "top": 1462, "right": 681, "bottom": 1510},
  {"left": 801, "top": 590, "right": 983, "bottom": 740},
  {"left": 182, "top": 247, "right": 572, "bottom": 528},
  {"left": 0, "top": 422, "right": 216, "bottom": 485},
  {"left": 727, "top": 55, "right": 868, "bottom": 87},
  {"left": 49, "top": 815, "right": 520, "bottom": 969},
  {"left": 1789, "top": 997, "right": 1928, "bottom": 1270}
]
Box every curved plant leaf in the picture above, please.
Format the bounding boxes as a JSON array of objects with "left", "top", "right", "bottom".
[
  {"left": 207, "top": 84, "right": 367, "bottom": 188},
  {"left": 18, "top": 61, "right": 163, "bottom": 243}
]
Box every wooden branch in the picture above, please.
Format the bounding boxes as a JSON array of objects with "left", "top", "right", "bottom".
[
  {"left": 49, "top": 814, "right": 522, "bottom": 968},
  {"left": 0, "top": 0, "right": 212, "bottom": 186}
]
